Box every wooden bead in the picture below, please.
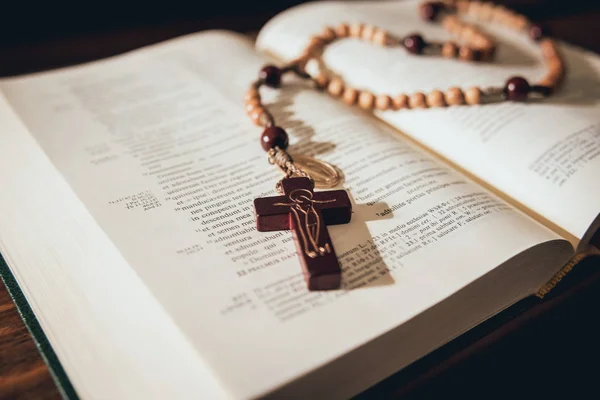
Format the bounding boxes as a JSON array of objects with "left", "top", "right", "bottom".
[
  {"left": 373, "top": 29, "right": 389, "bottom": 46},
  {"left": 245, "top": 98, "right": 260, "bottom": 113},
  {"left": 403, "top": 34, "right": 426, "bottom": 54},
  {"left": 261, "top": 126, "right": 289, "bottom": 151},
  {"left": 251, "top": 108, "right": 268, "bottom": 126},
  {"left": 409, "top": 92, "right": 427, "bottom": 108},
  {"left": 321, "top": 27, "right": 337, "bottom": 42},
  {"left": 456, "top": 0, "right": 469, "bottom": 13},
  {"left": 540, "top": 39, "right": 559, "bottom": 59},
  {"left": 479, "top": 3, "right": 494, "bottom": 21},
  {"left": 392, "top": 94, "right": 409, "bottom": 110},
  {"left": 465, "top": 87, "right": 482, "bottom": 105},
  {"left": 460, "top": 25, "right": 477, "bottom": 41},
  {"left": 361, "top": 25, "right": 376, "bottom": 41},
  {"left": 327, "top": 78, "right": 344, "bottom": 97},
  {"left": 467, "top": 1, "right": 482, "bottom": 18},
  {"left": 442, "top": 41, "right": 458, "bottom": 58},
  {"left": 358, "top": 91, "right": 375, "bottom": 110},
  {"left": 442, "top": 15, "right": 460, "bottom": 34},
  {"left": 459, "top": 46, "right": 475, "bottom": 61},
  {"left": 445, "top": 87, "right": 464, "bottom": 105},
  {"left": 349, "top": 23, "right": 364, "bottom": 38},
  {"left": 375, "top": 95, "right": 392, "bottom": 111},
  {"left": 314, "top": 74, "right": 330, "bottom": 90},
  {"left": 513, "top": 15, "right": 528, "bottom": 30},
  {"left": 335, "top": 23, "right": 350, "bottom": 38},
  {"left": 427, "top": 90, "right": 446, "bottom": 107},
  {"left": 504, "top": 76, "right": 530, "bottom": 102},
  {"left": 244, "top": 88, "right": 259, "bottom": 102},
  {"left": 342, "top": 88, "right": 358, "bottom": 105},
  {"left": 306, "top": 36, "right": 325, "bottom": 56},
  {"left": 260, "top": 65, "right": 282, "bottom": 87}
]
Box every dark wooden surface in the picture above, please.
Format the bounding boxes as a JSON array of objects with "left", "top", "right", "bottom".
[{"left": 0, "top": 2, "right": 599, "bottom": 399}]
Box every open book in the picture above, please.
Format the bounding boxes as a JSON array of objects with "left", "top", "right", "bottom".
[{"left": 0, "top": 0, "right": 599, "bottom": 398}]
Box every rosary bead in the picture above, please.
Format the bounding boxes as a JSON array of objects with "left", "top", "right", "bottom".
[
  {"left": 540, "top": 39, "right": 559, "bottom": 59},
  {"left": 479, "top": 2, "right": 494, "bottom": 21},
  {"left": 335, "top": 23, "right": 350, "bottom": 38},
  {"left": 321, "top": 27, "right": 337, "bottom": 42},
  {"left": 445, "top": 87, "right": 464, "bottom": 105},
  {"left": 342, "top": 88, "right": 358, "bottom": 105},
  {"left": 260, "top": 65, "right": 282, "bottom": 88},
  {"left": 465, "top": 87, "right": 482, "bottom": 104},
  {"left": 420, "top": 2, "right": 442, "bottom": 22},
  {"left": 504, "top": 76, "right": 530, "bottom": 101},
  {"left": 375, "top": 95, "right": 392, "bottom": 111},
  {"left": 327, "top": 78, "right": 344, "bottom": 97},
  {"left": 358, "top": 91, "right": 375, "bottom": 110},
  {"left": 459, "top": 25, "right": 477, "bottom": 42},
  {"left": 245, "top": 98, "right": 260, "bottom": 113},
  {"left": 456, "top": 0, "right": 469, "bottom": 13},
  {"left": 409, "top": 92, "right": 427, "bottom": 108},
  {"left": 251, "top": 108, "right": 267, "bottom": 126},
  {"left": 392, "top": 94, "right": 409, "bottom": 110},
  {"left": 427, "top": 90, "right": 446, "bottom": 107},
  {"left": 442, "top": 41, "right": 458, "bottom": 58},
  {"left": 373, "top": 29, "right": 389, "bottom": 46},
  {"left": 350, "top": 23, "right": 365, "bottom": 38},
  {"left": 314, "top": 73, "right": 330, "bottom": 90},
  {"left": 244, "top": 88, "right": 259, "bottom": 103},
  {"left": 261, "top": 126, "right": 289, "bottom": 151},
  {"left": 458, "top": 46, "right": 474, "bottom": 61},
  {"left": 528, "top": 23, "right": 547, "bottom": 42},
  {"left": 362, "top": 25, "right": 376, "bottom": 41},
  {"left": 403, "top": 34, "right": 426, "bottom": 54},
  {"left": 306, "top": 37, "right": 325, "bottom": 56},
  {"left": 442, "top": 15, "right": 460, "bottom": 34}
]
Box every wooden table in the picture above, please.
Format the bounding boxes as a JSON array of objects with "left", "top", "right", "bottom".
[{"left": 1, "top": 4, "right": 599, "bottom": 399}]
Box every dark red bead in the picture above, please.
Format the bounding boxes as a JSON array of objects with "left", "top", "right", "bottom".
[
  {"left": 403, "top": 34, "right": 426, "bottom": 54},
  {"left": 260, "top": 65, "right": 282, "bottom": 88},
  {"left": 504, "top": 76, "right": 530, "bottom": 102},
  {"left": 528, "top": 24, "right": 548, "bottom": 42},
  {"left": 260, "top": 126, "right": 289, "bottom": 151},
  {"left": 419, "top": 2, "right": 443, "bottom": 21}
]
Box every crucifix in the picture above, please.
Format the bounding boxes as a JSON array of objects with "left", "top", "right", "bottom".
[{"left": 254, "top": 177, "right": 352, "bottom": 290}]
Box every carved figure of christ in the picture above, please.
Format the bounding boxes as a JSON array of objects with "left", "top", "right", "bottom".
[{"left": 253, "top": 177, "right": 352, "bottom": 290}]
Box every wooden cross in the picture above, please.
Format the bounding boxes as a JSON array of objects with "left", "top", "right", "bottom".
[{"left": 254, "top": 177, "right": 352, "bottom": 290}]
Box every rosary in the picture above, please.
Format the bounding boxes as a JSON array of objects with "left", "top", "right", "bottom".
[{"left": 247, "top": 0, "right": 565, "bottom": 291}]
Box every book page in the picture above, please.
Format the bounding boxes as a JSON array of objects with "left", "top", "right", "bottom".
[
  {"left": 257, "top": 0, "right": 600, "bottom": 246},
  {"left": 0, "top": 31, "right": 571, "bottom": 398}
]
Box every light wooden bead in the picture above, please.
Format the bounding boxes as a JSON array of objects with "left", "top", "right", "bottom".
[
  {"left": 375, "top": 95, "right": 392, "bottom": 111},
  {"left": 409, "top": 92, "right": 427, "bottom": 108},
  {"left": 442, "top": 16, "right": 461, "bottom": 34},
  {"left": 456, "top": 0, "right": 469, "bottom": 13},
  {"left": 459, "top": 46, "right": 475, "bottom": 61},
  {"left": 314, "top": 73, "right": 330, "bottom": 89},
  {"left": 327, "top": 78, "right": 344, "bottom": 97},
  {"left": 306, "top": 36, "right": 325, "bottom": 56},
  {"left": 512, "top": 15, "right": 529, "bottom": 31},
  {"left": 373, "top": 29, "right": 389, "bottom": 46},
  {"left": 467, "top": 1, "right": 482, "bottom": 18},
  {"left": 442, "top": 42, "right": 458, "bottom": 58},
  {"left": 244, "top": 88, "right": 259, "bottom": 102},
  {"left": 335, "top": 23, "right": 350, "bottom": 38},
  {"left": 342, "top": 88, "right": 358, "bottom": 105},
  {"left": 427, "top": 90, "right": 446, "bottom": 107},
  {"left": 465, "top": 87, "right": 482, "bottom": 105},
  {"left": 250, "top": 108, "right": 268, "bottom": 126},
  {"left": 392, "top": 94, "right": 409, "bottom": 110},
  {"left": 349, "top": 23, "right": 364, "bottom": 38},
  {"left": 321, "top": 27, "right": 337, "bottom": 42},
  {"left": 358, "top": 91, "right": 375, "bottom": 110},
  {"left": 460, "top": 25, "right": 477, "bottom": 42},
  {"left": 540, "top": 39, "right": 560, "bottom": 59},
  {"left": 491, "top": 7, "right": 508, "bottom": 23},
  {"left": 245, "top": 98, "right": 260, "bottom": 113},
  {"left": 479, "top": 3, "right": 494, "bottom": 21},
  {"left": 445, "top": 87, "right": 464, "bottom": 105},
  {"left": 361, "top": 25, "right": 376, "bottom": 41}
]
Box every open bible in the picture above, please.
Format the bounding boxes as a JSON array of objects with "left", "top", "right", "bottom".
[{"left": 0, "top": 0, "right": 598, "bottom": 398}]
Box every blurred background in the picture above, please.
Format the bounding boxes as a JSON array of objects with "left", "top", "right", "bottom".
[{"left": 1, "top": 0, "right": 599, "bottom": 76}]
